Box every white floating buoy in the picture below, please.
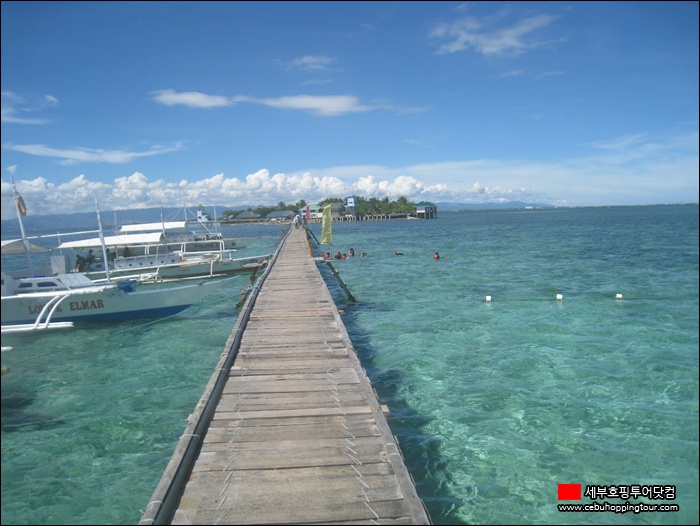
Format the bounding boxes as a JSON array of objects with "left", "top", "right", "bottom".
[
  {"left": 556, "top": 294, "right": 563, "bottom": 300},
  {"left": 615, "top": 293, "right": 623, "bottom": 300},
  {"left": 485, "top": 295, "right": 492, "bottom": 302}
]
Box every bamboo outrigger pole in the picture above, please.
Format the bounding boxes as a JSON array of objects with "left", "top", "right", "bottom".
[{"left": 325, "top": 261, "right": 356, "bottom": 303}]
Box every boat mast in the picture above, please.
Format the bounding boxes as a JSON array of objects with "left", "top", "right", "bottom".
[
  {"left": 213, "top": 204, "right": 220, "bottom": 235},
  {"left": 94, "top": 196, "right": 112, "bottom": 283},
  {"left": 157, "top": 207, "right": 166, "bottom": 257},
  {"left": 9, "top": 169, "right": 35, "bottom": 277}
]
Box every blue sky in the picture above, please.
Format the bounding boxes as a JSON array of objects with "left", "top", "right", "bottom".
[{"left": 1, "top": 1, "right": 698, "bottom": 217}]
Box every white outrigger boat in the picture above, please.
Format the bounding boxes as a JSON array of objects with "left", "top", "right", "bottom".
[
  {"left": 49, "top": 216, "right": 268, "bottom": 281},
  {"left": 1, "top": 176, "right": 230, "bottom": 333},
  {"left": 1, "top": 272, "right": 226, "bottom": 331},
  {"left": 48, "top": 243, "right": 271, "bottom": 282},
  {"left": 55, "top": 223, "right": 258, "bottom": 256},
  {"left": 114, "top": 207, "right": 258, "bottom": 255}
]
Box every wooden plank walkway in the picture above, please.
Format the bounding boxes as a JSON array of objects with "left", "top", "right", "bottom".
[{"left": 140, "top": 227, "right": 431, "bottom": 525}]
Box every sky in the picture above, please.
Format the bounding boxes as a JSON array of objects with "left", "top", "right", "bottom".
[{"left": 1, "top": 1, "right": 698, "bottom": 218}]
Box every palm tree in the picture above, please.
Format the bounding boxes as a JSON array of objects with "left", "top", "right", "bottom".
[
  {"left": 366, "top": 197, "right": 382, "bottom": 214},
  {"left": 396, "top": 195, "right": 414, "bottom": 213}
]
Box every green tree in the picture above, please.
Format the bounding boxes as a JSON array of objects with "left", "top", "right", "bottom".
[
  {"left": 362, "top": 197, "right": 379, "bottom": 214},
  {"left": 294, "top": 199, "right": 307, "bottom": 213},
  {"left": 222, "top": 194, "right": 415, "bottom": 219},
  {"left": 318, "top": 197, "right": 343, "bottom": 206},
  {"left": 254, "top": 206, "right": 275, "bottom": 216},
  {"left": 222, "top": 209, "right": 242, "bottom": 219},
  {"left": 395, "top": 196, "right": 413, "bottom": 213}
]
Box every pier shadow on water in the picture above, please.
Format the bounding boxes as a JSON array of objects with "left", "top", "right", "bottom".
[
  {"left": 1, "top": 386, "right": 65, "bottom": 432},
  {"left": 321, "top": 267, "right": 463, "bottom": 525}
]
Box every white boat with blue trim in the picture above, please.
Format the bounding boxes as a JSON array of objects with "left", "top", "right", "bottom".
[
  {"left": 1, "top": 175, "right": 231, "bottom": 332},
  {"left": 1, "top": 272, "right": 226, "bottom": 330},
  {"left": 97, "top": 209, "right": 257, "bottom": 256},
  {"left": 50, "top": 219, "right": 267, "bottom": 281},
  {"left": 47, "top": 245, "right": 270, "bottom": 282}
]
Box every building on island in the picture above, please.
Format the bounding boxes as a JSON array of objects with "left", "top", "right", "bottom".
[
  {"left": 415, "top": 201, "right": 438, "bottom": 219},
  {"left": 266, "top": 210, "right": 295, "bottom": 222},
  {"left": 234, "top": 210, "right": 261, "bottom": 221}
]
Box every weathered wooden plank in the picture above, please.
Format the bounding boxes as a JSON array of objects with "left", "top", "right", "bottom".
[
  {"left": 192, "top": 463, "right": 397, "bottom": 481},
  {"left": 240, "top": 337, "right": 344, "bottom": 343},
  {"left": 309, "top": 519, "right": 416, "bottom": 525},
  {"left": 208, "top": 411, "right": 377, "bottom": 427},
  {"left": 226, "top": 375, "right": 359, "bottom": 388},
  {"left": 226, "top": 371, "right": 358, "bottom": 382},
  {"left": 241, "top": 327, "right": 341, "bottom": 335},
  {"left": 200, "top": 435, "right": 387, "bottom": 452},
  {"left": 202, "top": 421, "right": 380, "bottom": 443},
  {"left": 238, "top": 350, "right": 347, "bottom": 356},
  {"left": 205, "top": 415, "right": 381, "bottom": 440},
  {"left": 231, "top": 358, "right": 351, "bottom": 368},
  {"left": 178, "top": 469, "right": 404, "bottom": 510},
  {"left": 238, "top": 348, "right": 348, "bottom": 356},
  {"left": 229, "top": 369, "right": 358, "bottom": 379},
  {"left": 218, "top": 391, "right": 366, "bottom": 406},
  {"left": 212, "top": 405, "right": 374, "bottom": 422},
  {"left": 172, "top": 499, "right": 413, "bottom": 525},
  {"left": 215, "top": 391, "right": 369, "bottom": 412},
  {"left": 222, "top": 380, "right": 360, "bottom": 396},
  {"left": 230, "top": 364, "right": 357, "bottom": 375},
  {"left": 192, "top": 441, "right": 388, "bottom": 471}
]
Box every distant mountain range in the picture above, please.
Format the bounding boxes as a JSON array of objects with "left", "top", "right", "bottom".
[{"left": 1, "top": 201, "right": 554, "bottom": 234}]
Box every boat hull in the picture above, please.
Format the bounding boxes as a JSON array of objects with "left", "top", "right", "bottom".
[
  {"left": 155, "top": 255, "right": 267, "bottom": 279},
  {"left": 1, "top": 279, "right": 224, "bottom": 326},
  {"left": 137, "top": 237, "right": 257, "bottom": 255},
  {"left": 80, "top": 254, "right": 269, "bottom": 281}
]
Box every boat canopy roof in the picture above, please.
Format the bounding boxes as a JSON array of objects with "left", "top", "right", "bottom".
[
  {"left": 57, "top": 232, "right": 164, "bottom": 249},
  {"left": 1, "top": 239, "right": 49, "bottom": 255},
  {"left": 119, "top": 221, "right": 187, "bottom": 233}
]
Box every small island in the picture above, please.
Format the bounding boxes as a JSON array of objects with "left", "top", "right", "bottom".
[{"left": 219, "top": 196, "right": 437, "bottom": 224}]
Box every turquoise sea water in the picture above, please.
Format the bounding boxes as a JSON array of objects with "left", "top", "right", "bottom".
[{"left": 1, "top": 205, "right": 698, "bottom": 525}]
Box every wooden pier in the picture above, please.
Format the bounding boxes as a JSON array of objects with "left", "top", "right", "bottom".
[{"left": 140, "top": 227, "right": 431, "bottom": 525}]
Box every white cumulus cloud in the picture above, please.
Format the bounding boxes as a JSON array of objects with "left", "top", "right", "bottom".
[
  {"left": 151, "top": 89, "right": 233, "bottom": 108},
  {"left": 432, "top": 12, "right": 559, "bottom": 56}
]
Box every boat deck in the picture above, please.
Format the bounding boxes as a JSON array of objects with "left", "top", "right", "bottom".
[{"left": 140, "top": 227, "right": 430, "bottom": 525}]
